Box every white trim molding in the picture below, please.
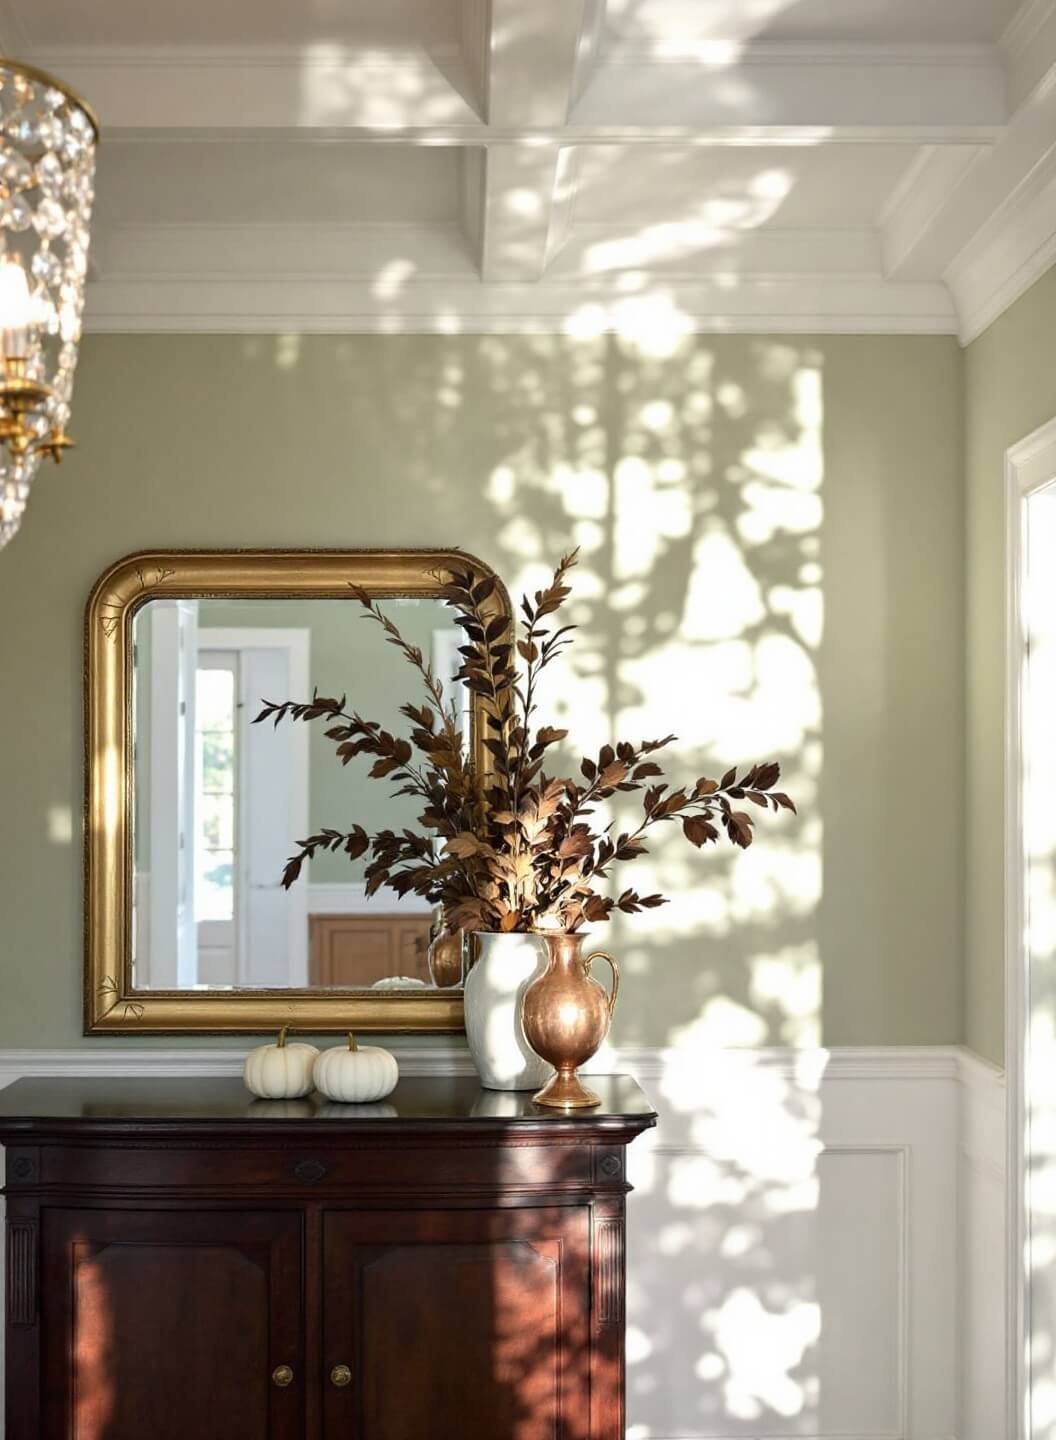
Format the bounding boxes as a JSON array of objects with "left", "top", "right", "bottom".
[
  {"left": 1004, "top": 414, "right": 1056, "bottom": 1440},
  {"left": 306, "top": 882, "right": 433, "bottom": 917},
  {"left": 959, "top": 1049, "right": 1008, "bottom": 1440},
  {"left": 946, "top": 144, "right": 1056, "bottom": 343},
  {"left": 0, "top": 1042, "right": 963, "bottom": 1089}
]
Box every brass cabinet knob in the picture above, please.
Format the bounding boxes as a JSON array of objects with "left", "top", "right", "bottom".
[
  {"left": 330, "top": 1364, "right": 352, "bottom": 1388},
  {"left": 271, "top": 1364, "right": 294, "bottom": 1388}
]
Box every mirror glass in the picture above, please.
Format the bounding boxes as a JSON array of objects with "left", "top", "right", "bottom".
[{"left": 130, "top": 597, "right": 467, "bottom": 993}]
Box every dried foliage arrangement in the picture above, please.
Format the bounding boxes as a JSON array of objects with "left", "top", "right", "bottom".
[{"left": 256, "top": 551, "right": 794, "bottom": 934}]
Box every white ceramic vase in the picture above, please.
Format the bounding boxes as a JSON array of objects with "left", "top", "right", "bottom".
[{"left": 463, "top": 932, "right": 554, "bottom": 1090}]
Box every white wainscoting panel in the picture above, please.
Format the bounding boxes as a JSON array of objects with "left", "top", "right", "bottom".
[
  {"left": 958, "top": 1050, "right": 1007, "bottom": 1440},
  {"left": 618, "top": 1047, "right": 958, "bottom": 1440},
  {"left": 0, "top": 1045, "right": 1000, "bottom": 1439}
]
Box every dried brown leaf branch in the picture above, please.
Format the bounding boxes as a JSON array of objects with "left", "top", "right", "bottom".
[{"left": 255, "top": 551, "right": 795, "bottom": 932}]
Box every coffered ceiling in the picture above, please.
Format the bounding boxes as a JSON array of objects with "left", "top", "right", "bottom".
[{"left": 7, "top": 0, "right": 1056, "bottom": 338}]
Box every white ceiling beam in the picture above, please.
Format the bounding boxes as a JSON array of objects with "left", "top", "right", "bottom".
[
  {"left": 478, "top": 0, "right": 605, "bottom": 128},
  {"left": 30, "top": 42, "right": 1005, "bottom": 146},
  {"left": 1000, "top": 0, "right": 1056, "bottom": 111},
  {"left": 30, "top": 47, "right": 484, "bottom": 136},
  {"left": 571, "top": 47, "right": 1007, "bottom": 142},
  {"left": 880, "top": 75, "right": 1056, "bottom": 284},
  {"left": 462, "top": 1, "right": 601, "bottom": 281},
  {"left": 93, "top": 222, "right": 480, "bottom": 281},
  {"left": 553, "top": 225, "right": 883, "bottom": 279},
  {"left": 96, "top": 220, "right": 880, "bottom": 286},
  {"left": 463, "top": 145, "right": 579, "bottom": 281},
  {"left": 880, "top": 146, "right": 985, "bottom": 278}
]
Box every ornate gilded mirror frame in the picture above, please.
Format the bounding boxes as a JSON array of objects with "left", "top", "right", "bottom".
[{"left": 84, "top": 548, "right": 509, "bottom": 1034}]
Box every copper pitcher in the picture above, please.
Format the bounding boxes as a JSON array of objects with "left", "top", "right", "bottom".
[
  {"left": 521, "top": 932, "right": 620, "bottom": 1109},
  {"left": 427, "top": 928, "right": 464, "bottom": 989}
]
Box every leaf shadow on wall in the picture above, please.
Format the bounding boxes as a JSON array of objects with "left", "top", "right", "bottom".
[{"left": 232, "top": 328, "right": 838, "bottom": 1438}]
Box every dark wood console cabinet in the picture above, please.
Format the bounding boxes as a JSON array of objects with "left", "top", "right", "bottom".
[{"left": 0, "top": 1074, "right": 655, "bottom": 1440}]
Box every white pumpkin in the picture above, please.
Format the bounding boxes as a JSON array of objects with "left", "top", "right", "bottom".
[
  {"left": 314, "top": 1033, "right": 399, "bottom": 1104},
  {"left": 243, "top": 1027, "right": 319, "bottom": 1100}
]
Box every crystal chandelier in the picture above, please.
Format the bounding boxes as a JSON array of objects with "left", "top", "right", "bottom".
[{"left": 0, "top": 61, "right": 97, "bottom": 550}]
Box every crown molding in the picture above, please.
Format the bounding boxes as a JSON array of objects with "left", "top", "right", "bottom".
[
  {"left": 945, "top": 142, "right": 1056, "bottom": 342},
  {"left": 82, "top": 269, "right": 957, "bottom": 335},
  {"left": 1001, "top": 0, "right": 1056, "bottom": 109}
]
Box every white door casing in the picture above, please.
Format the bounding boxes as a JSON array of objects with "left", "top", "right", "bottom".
[
  {"left": 145, "top": 599, "right": 198, "bottom": 988},
  {"left": 1006, "top": 415, "right": 1056, "bottom": 1440}
]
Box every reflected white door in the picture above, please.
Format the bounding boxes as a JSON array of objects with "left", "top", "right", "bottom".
[
  {"left": 198, "top": 628, "right": 310, "bottom": 986},
  {"left": 147, "top": 600, "right": 198, "bottom": 987},
  {"left": 239, "top": 642, "right": 309, "bottom": 985}
]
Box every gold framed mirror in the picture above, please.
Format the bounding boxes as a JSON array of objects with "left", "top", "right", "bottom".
[{"left": 84, "top": 549, "right": 508, "bottom": 1034}]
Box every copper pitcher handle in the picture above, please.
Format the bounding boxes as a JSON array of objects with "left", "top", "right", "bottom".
[{"left": 587, "top": 950, "right": 620, "bottom": 1018}]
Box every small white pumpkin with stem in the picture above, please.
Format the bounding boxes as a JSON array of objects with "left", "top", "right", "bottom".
[
  {"left": 243, "top": 1026, "right": 319, "bottom": 1100},
  {"left": 314, "top": 1033, "right": 399, "bottom": 1104}
]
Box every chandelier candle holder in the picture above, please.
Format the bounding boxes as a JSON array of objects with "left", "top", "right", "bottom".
[{"left": 0, "top": 60, "right": 97, "bottom": 549}]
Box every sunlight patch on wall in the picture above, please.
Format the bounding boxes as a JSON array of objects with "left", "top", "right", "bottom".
[
  {"left": 486, "top": 334, "right": 824, "bottom": 1053},
  {"left": 708, "top": 1288, "right": 820, "bottom": 1420}
]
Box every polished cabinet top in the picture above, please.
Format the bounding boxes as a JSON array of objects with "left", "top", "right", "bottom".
[{"left": 0, "top": 1073, "right": 656, "bottom": 1141}]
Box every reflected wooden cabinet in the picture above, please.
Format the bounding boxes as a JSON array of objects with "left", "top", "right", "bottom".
[
  {"left": 307, "top": 912, "right": 433, "bottom": 987},
  {"left": 1, "top": 1075, "right": 655, "bottom": 1440}
]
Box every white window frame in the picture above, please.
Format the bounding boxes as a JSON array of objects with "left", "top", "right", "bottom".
[{"left": 194, "top": 648, "right": 241, "bottom": 976}]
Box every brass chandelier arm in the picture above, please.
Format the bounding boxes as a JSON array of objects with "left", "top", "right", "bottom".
[
  {"left": 0, "top": 54, "right": 98, "bottom": 544},
  {"left": 0, "top": 358, "right": 70, "bottom": 460}
]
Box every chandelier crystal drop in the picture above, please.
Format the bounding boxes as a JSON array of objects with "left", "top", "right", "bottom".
[{"left": 0, "top": 61, "right": 97, "bottom": 550}]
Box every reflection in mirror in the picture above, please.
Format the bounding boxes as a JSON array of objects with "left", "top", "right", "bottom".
[{"left": 131, "top": 597, "right": 468, "bottom": 994}]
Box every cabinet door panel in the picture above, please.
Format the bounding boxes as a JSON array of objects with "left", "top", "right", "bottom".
[
  {"left": 40, "top": 1208, "right": 303, "bottom": 1440},
  {"left": 323, "top": 1207, "right": 591, "bottom": 1440}
]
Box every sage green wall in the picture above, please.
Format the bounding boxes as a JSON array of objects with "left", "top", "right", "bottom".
[
  {"left": 964, "top": 265, "right": 1056, "bottom": 1065},
  {"left": 0, "top": 332, "right": 964, "bottom": 1048}
]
